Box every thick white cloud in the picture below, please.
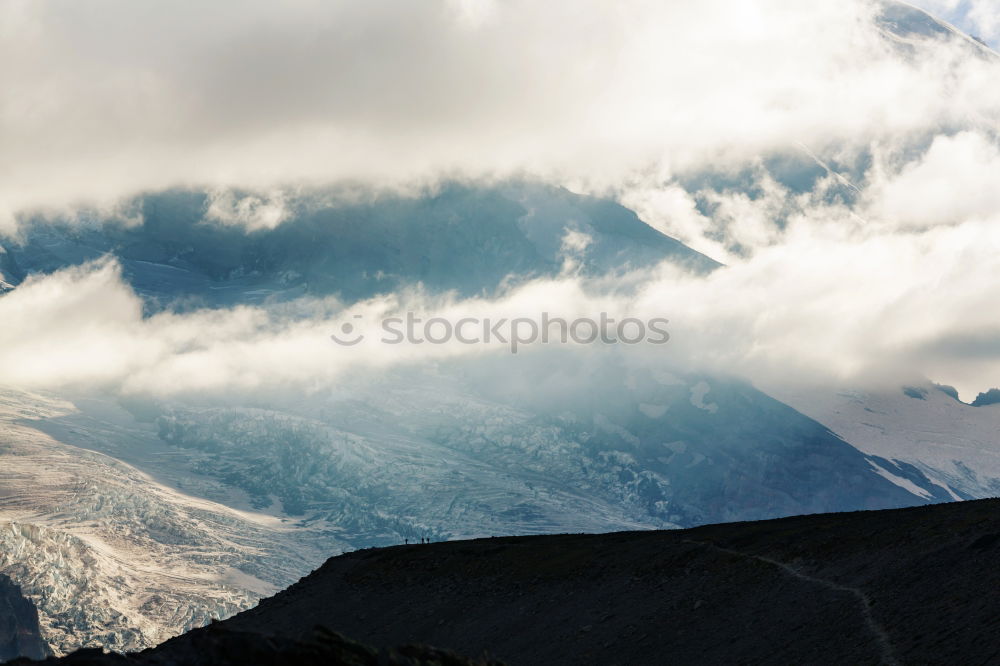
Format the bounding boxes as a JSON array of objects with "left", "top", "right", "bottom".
[
  {"left": 968, "top": 0, "right": 1000, "bottom": 42},
  {"left": 204, "top": 189, "right": 290, "bottom": 231},
  {"left": 3, "top": 0, "right": 1000, "bottom": 233},
  {"left": 3, "top": 0, "right": 1000, "bottom": 400},
  {"left": 3, "top": 215, "right": 999, "bottom": 402},
  {"left": 866, "top": 132, "right": 1000, "bottom": 227}
]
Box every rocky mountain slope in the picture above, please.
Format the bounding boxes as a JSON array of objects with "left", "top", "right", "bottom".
[
  {"left": 14, "top": 627, "right": 498, "bottom": 666},
  {"left": 221, "top": 498, "right": 1000, "bottom": 665},
  {"left": 16, "top": 498, "right": 1000, "bottom": 665},
  {"left": 0, "top": 574, "right": 49, "bottom": 662}
]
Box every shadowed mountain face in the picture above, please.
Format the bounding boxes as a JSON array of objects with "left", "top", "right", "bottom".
[
  {"left": 147, "top": 366, "right": 946, "bottom": 536},
  {"left": 972, "top": 388, "right": 1000, "bottom": 407},
  {"left": 0, "top": 575, "right": 49, "bottom": 662},
  {"left": 17, "top": 499, "right": 1000, "bottom": 665},
  {"left": 1, "top": 183, "right": 718, "bottom": 310}
]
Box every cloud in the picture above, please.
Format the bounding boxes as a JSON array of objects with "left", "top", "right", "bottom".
[
  {"left": 3, "top": 0, "right": 1000, "bottom": 233},
  {"left": 204, "top": 189, "right": 290, "bottom": 231},
  {"left": 3, "top": 209, "right": 1000, "bottom": 404},
  {"left": 912, "top": 0, "right": 1000, "bottom": 45},
  {"left": 865, "top": 131, "right": 1000, "bottom": 227},
  {"left": 3, "top": 1, "right": 1000, "bottom": 402},
  {"left": 967, "top": 0, "right": 1000, "bottom": 42}
]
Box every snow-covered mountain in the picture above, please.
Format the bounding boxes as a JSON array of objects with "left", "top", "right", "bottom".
[
  {"left": 0, "top": 175, "right": 985, "bottom": 654},
  {"left": 770, "top": 381, "right": 1000, "bottom": 500},
  {"left": 1, "top": 2, "right": 998, "bottom": 657},
  {"left": 0, "top": 365, "right": 951, "bottom": 654},
  {"left": 877, "top": 1, "right": 998, "bottom": 55},
  {"left": 2, "top": 183, "right": 717, "bottom": 312}
]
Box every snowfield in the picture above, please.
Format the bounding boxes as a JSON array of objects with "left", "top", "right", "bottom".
[{"left": 770, "top": 382, "right": 1000, "bottom": 500}]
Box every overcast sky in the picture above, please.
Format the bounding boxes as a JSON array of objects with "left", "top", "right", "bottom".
[{"left": 2, "top": 0, "right": 1000, "bottom": 400}]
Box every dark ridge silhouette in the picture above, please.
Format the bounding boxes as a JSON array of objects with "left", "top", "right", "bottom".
[
  {"left": 12, "top": 627, "right": 499, "bottom": 666},
  {"left": 220, "top": 498, "right": 1000, "bottom": 664},
  {"left": 0, "top": 574, "right": 50, "bottom": 662},
  {"left": 15, "top": 498, "right": 1000, "bottom": 665}
]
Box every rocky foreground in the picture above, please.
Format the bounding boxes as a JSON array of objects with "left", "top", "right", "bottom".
[
  {"left": 11, "top": 498, "right": 1000, "bottom": 665},
  {"left": 0, "top": 575, "right": 48, "bottom": 662}
]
